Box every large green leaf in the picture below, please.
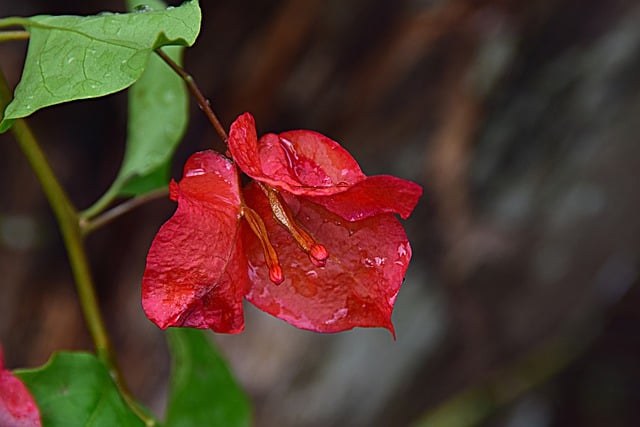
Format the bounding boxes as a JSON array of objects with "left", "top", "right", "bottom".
[
  {"left": 0, "top": 0, "right": 200, "bottom": 130},
  {"left": 14, "top": 352, "right": 146, "bottom": 427},
  {"left": 165, "top": 328, "right": 252, "bottom": 427}
]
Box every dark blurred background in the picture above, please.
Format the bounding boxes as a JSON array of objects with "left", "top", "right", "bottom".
[{"left": 2, "top": 0, "right": 640, "bottom": 426}]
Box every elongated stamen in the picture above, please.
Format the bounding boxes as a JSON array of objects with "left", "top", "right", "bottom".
[
  {"left": 243, "top": 206, "right": 284, "bottom": 284},
  {"left": 266, "top": 187, "right": 329, "bottom": 267}
]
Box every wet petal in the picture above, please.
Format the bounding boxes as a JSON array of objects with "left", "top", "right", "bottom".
[
  {"left": 0, "top": 347, "right": 41, "bottom": 427},
  {"left": 142, "top": 151, "right": 249, "bottom": 333},
  {"left": 243, "top": 183, "right": 411, "bottom": 335},
  {"left": 309, "top": 175, "right": 423, "bottom": 221},
  {"left": 228, "top": 113, "right": 366, "bottom": 196}
]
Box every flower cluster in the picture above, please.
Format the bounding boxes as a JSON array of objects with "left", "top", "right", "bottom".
[{"left": 142, "top": 113, "right": 422, "bottom": 335}]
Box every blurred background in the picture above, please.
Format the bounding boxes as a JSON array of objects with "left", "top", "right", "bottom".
[{"left": 1, "top": 0, "right": 640, "bottom": 426}]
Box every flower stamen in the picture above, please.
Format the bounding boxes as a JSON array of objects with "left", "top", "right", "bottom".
[
  {"left": 242, "top": 206, "right": 284, "bottom": 284},
  {"left": 266, "top": 186, "right": 329, "bottom": 267}
]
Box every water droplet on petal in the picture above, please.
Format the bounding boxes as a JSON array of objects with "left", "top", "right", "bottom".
[
  {"left": 325, "top": 308, "right": 348, "bottom": 325},
  {"left": 397, "top": 243, "right": 408, "bottom": 257},
  {"left": 185, "top": 168, "right": 205, "bottom": 177},
  {"left": 248, "top": 261, "right": 259, "bottom": 282}
]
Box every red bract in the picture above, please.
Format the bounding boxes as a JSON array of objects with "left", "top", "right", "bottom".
[
  {"left": 142, "top": 152, "right": 248, "bottom": 333},
  {"left": 0, "top": 347, "right": 42, "bottom": 427},
  {"left": 142, "top": 113, "right": 422, "bottom": 335}
]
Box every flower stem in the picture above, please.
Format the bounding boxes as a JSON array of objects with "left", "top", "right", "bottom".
[
  {"left": 0, "top": 69, "right": 156, "bottom": 426},
  {"left": 155, "top": 48, "right": 229, "bottom": 142},
  {"left": 81, "top": 187, "right": 169, "bottom": 235},
  {"left": 0, "top": 30, "right": 29, "bottom": 43},
  {"left": 80, "top": 178, "right": 123, "bottom": 220}
]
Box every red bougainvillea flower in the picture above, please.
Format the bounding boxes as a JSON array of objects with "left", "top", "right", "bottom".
[
  {"left": 0, "top": 347, "right": 42, "bottom": 427},
  {"left": 142, "top": 113, "right": 422, "bottom": 335}
]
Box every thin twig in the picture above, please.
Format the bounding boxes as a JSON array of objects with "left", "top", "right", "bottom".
[
  {"left": 155, "top": 48, "right": 229, "bottom": 142},
  {"left": 82, "top": 187, "right": 169, "bottom": 235}
]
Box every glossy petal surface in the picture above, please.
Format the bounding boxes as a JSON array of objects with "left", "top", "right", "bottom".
[
  {"left": 228, "top": 113, "right": 366, "bottom": 196},
  {"left": 142, "top": 151, "right": 248, "bottom": 333},
  {"left": 243, "top": 183, "right": 411, "bottom": 335},
  {"left": 309, "top": 175, "right": 423, "bottom": 221},
  {"left": 0, "top": 348, "right": 42, "bottom": 427}
]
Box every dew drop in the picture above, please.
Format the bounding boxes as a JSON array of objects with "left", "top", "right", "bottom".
[
  {"left": 185, "top": 168, "right": 205, "bottom": 177},
  {"left": 397, "top": 243, "right": 408, "bottom": 257},
  {"left": 248, "top": 261, "right": 259, "bottom": 282},
  {"left": 374, "top": 256, "right": 386, "bottom": 266},
  {"left": 325, "top": 308, "right": 348, "bottom": 325},
  {"left": 134, "top": 4, "right": 151, "bottom": 12}
]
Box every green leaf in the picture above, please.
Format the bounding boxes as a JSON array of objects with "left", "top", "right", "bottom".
[
  {"left": 165, "top": 328, "right": 252, "bottom": 427},
  {"left": 14, "top": 352, "right": 146, "bottom": 427},
  {"left": 102, "top": 0, "right": 192, "bottom": 199},
  {"left": 118, "top": 156, "right": 172, "bottom": 196},
  {"left": 115, "top": 44, "right": 187, "bottom": 196},
  {"left": 0, "top": 0, "right": 200, "bottom": 129}
]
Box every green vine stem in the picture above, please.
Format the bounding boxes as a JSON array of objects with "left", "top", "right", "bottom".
[
  {"left": 0, "top": 30, "right": 29, "bottom": 42},
  {"left": 0, "top": 68, "right": 155, "bottom": 426},
  {"left": 81, "top": 187, "right": 169, "bottom": 235},
  {"left": 79, "top": 177, "right": 124, "bottom": 221}
]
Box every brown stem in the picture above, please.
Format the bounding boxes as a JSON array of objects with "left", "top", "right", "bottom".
[{"left": 155, "top": 48, "right": 228, "bottom": 143}]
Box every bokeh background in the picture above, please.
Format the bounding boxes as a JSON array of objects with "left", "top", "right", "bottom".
[{"left": 2, "top": 0, "right": 640, "bottom": 426}]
